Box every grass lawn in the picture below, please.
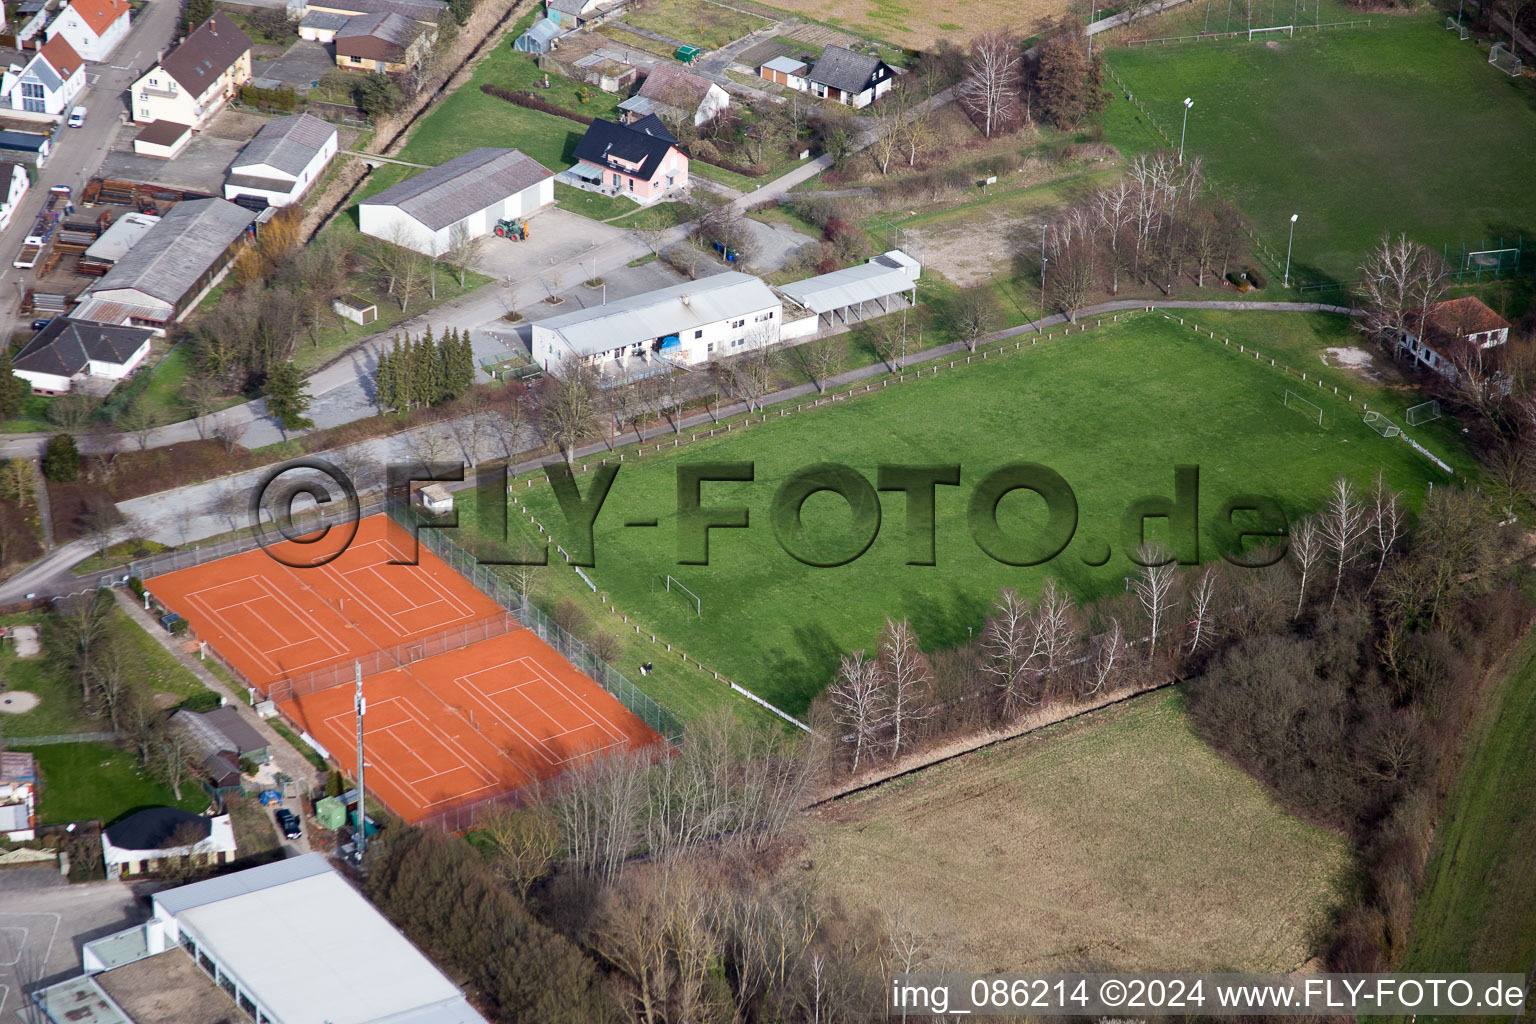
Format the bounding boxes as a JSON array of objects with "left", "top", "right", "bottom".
[
  {"left": 1103, "top": 15, "right": 1536, "bottom": 283},
  {"left": 487, "top": 312, "right": 1458, "bottom": 714},
  {"left": 1400, "top": 633, "right": 1536, "bottom": 992},
  {"left": 809, "top": 690, "right": 1350, "bottom": 969},
  {"left": 71, "top": 538, "right": 170, "bottom": 577},
  {"left": 26, "top": 741, "right": 210, "bottom": 825},
  {"left": 624, "top": 0, "right": 770, "bottom": 49}
]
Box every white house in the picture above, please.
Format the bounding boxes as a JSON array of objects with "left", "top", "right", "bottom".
[
  {"left": 620, "top": 64, "right": 729, "bottom": 127},
  {"left": 804, "top": 45, "right": 894, "bottom": 108},
  {"left": 101, "top": 807, "right": 237, "bottom": 880},
  {"left": 131, "top": 13, "right": 252, "bottom": 131},
  {"left": 359, "top": 147, "right": 554, "bottom": 256},
  {"left": 532, "top": 270, "right": 782, "bottom": 372},
  {"left": 0, "top": 161, "right": 29, "bottom": 233},
  {"left": 0, "top": 35, "right": 86, "bottom": 121},
  {"left": 10, "top": 317, "right": 155, "bottom": 394},
  {"left": 44, "top": 0, "right": 131, "bottom": 62},
  {"left": 1398, "top": 295, "right": 1512, "bottom": 381},
  {"left": 224, "top": 112, "right": 338, "bottom": 208}
]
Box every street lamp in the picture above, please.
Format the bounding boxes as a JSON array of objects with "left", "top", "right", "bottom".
[
  {"left": 1179, "top": 97, "right": 1194, "bottom": 163},
  {"left": 1284, "top": 213, "right": 1298, "bottom": 289},
  {"left": 1039, "top": 223, "right": 1048, "bottom": 333}
]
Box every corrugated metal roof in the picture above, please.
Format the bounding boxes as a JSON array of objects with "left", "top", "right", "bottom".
[
  {"left": 70, "top": 297, "right": 172, "bottom": 324},
  {"left": 87, "top": 198, "right": 254, "bottom": 307},
  {"left": 83, "top": 212, "right": 161, "bottom": 262},
  {"left": 776, "top": 260, "right": 915, "bottom": 314},
  {"left": 362, "top": 148, "right": 552, "bottom": 232},
  {"left": 762, "top": 55, "right": 806, "bottom": 74},
  {"left": 233, "top": 112, "right": 335, "bottom": 178},
  {"left": 154, "top": 852, "right": 333, "bottom": 916},
  {"left": 536, "top": 271, "right": 779, "bottom": 358}
]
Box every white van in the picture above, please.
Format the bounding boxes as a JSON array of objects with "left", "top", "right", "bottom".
[{"left": 67, "top": 106, "right": 86, "bottom": 128}]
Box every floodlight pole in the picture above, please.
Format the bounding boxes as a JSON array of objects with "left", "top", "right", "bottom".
[
  {"left": 1039, "top": 223, "right": 1047, "bottom": 333},
  {"left": 1284, "top": 213, "right": 1298, "bottom": 289},
  {"left": 1179, "top": 97, "right": 1194, "bottom": 163},
  {"left": 1088, "top": 0, "right": 1096, "bottom": 53},
  {"left": 355, "top": 660, "right": 367, "bottom": 862}
]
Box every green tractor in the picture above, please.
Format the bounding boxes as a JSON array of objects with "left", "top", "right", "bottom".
[{"left": 494, "top": 218, "right": 529, "bottom": 241}]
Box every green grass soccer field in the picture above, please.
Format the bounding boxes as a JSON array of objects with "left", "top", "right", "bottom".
[
  {"left": 1104, "top": 15, "right": 1536, "bottom": 283},
  {"left": 468, "top": 313, "right": 1461, "bottom": 715}
]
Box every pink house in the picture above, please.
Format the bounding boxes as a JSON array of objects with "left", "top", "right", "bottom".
[{"left": 572, "top": 114, "right": 687, "bottom": 204}]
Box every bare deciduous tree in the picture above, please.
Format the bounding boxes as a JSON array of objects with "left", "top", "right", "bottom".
[
  {"left": 1368, "top": 471, "right": 1405, "bottom": 591},
  {"left": 981, "top": 586, "right": 1040, "bottom": 716},
  {"left": 1357, "top": 232, "right": 1446, "bottom": 351},
  {"left": 1290, "top": 515, "right": 1323, "bottom": 618},
  {"left": 879, "top": 617, "right": 931, "bottom": 759},
  {"left": 1186, "top": 568, "right": 1218, "bottom": 655},
  {"left": 443, "top": 221, "right": 485, "bottom": 286},
  {"left": 828, "top": 651, "right": 888, "bottom": 772},
  {"left": 1085, "top": 616, "right": 1124, "bottom": 695},
  {"left": 479, "top": 804, "right": 560, "bottom": 899},
  {"left": 1132, "top": 543, "right": 1176, "bottom": 662},
  {"left": 957, "top": 31, "right": 1021, "bottom": 138},
  {"left": 542, "top": 357, "right": 601, "bottom": 463},
  {"left": 1319, "top": 475, "right": 1370, "bottom": 608}
]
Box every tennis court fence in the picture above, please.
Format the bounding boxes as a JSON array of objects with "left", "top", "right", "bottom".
[
  {"left": 387, "top": 504, "right": 685, "bottom": 746},
  {"left": 266, "top": 612, "right": 524, "bottom": 703}
]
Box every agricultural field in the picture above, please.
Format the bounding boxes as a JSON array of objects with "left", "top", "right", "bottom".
[
  {"left": 502, "top": 312, "right": 1461, "bottom": 714},
  {"left": 1102, "top": 14, "right": 1536, "bottom": 283},
  {"left": 624, "top": 0, "right": 771, "bottom": 49},
  {"left": 1401, "top": 635, "right": 1536, "bottom": 983},
  {"left": 808, "top": 690, "right": 1350, "bottom": 969},
  {"left": 758, "top": 0, "right": 1071, "bottom": 49}
]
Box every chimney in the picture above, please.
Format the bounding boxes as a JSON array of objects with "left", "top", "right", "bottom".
[{"left": 681, "top": 293, "right": 689, "bottom": 306}]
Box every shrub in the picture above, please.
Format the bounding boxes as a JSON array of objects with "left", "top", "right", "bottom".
[
  {"left": 479, "top": 85, "right": 593, "bottom": 125},
  {"left": 41, "top": 433, "right": 78, "bottom": 482},
  {"left": 1246, "top": 267, "right": 1268, "bottom": 289}
]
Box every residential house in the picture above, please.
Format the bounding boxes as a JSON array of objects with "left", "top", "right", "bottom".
[
  {"left": 72, "top": 198, "right": 256, "bottom": 332},
  {"left": 532, "top": 270, "right": 781, "bottom": 370},
  {"left": 301, "top": 0, "right": 447, "bottom": 27},
  {"left": 359, "top": 146, "right": 553, "bottom": 255},
  {"left": 0, "top": 35, "right": 86, "bottom": 121},
  {"left": 1398, "top": 295, "right": 1512, "bottom": 380},
  {"left": 224, "top": 112, "right": 338, "bottom": 208},
  {"left": 334, "top": 10, "right": 433, "bottom": 72},
  {"left": 44, "top": 0, "right": 131, "bottom": 62},
  {"left": 805, "top": 44, "right": 893, "bottom": 107},
  {"left": 620, "top": 64, "right": 728, "bottom": 127},
  {"left": 571, "top": 114, "right": 688, "bottom": 204},
  {"left": 9, "top": 317, "right": 154, "bottom": 394},
  {"left": 0, "top": 160, "right": 28, "bottom": 233},
  {"left": 0, "top": 751, "right": 37, "bottom": 842},
  {"left": 758, "top": 54, "right": 808, "bottom": 90},
  {"left": 544, "top": 0, "right": 618, "bottom": 29},
  {"left": 130, "top": 13, "right": 252, "bottom": 131},
  {"left": 101, "top": 807, "right": 237, "bottom": 880}
]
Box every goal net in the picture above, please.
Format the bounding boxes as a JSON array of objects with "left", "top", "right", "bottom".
[
  {"left": 1364, "top": 410, "right": 1401, "bottom": 438},
  {"left": 653, "top": 574, "right": 701, "bottom": 615},
  {"left": 1446, "top": 15, "right": 1468, "bottom": 38},
  {"left": 1490, "top": 44, "right": 1524, "bottom": 77},
  {"left": 1249, "top": 23, "right": 1294, "bottom": 39},
  {"left": 1463, "top": 246, "right": 1520, "bottom": 273},
  {"left": 1406, "top": 399, "right": 1442, "bottom": 426},
  {"left": 1284, "top": 389, "right": 1323, "bottom": 426}
]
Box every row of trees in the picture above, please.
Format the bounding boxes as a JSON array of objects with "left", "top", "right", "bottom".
[
  {"left": 956, "top": 18, "right": 1109, "bottom": 138},
  {"left": 374, "top": 326, "right": 477, "bottom": 413}
]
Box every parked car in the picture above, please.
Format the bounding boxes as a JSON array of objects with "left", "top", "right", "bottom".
[
  {"left": 67, "top": 106, "right": 86, "bottom": 128},
  {"left": 30, "top": 318, "right": 50, "bottom": 331},
  {"left": 275, "top": 808, "right": 302, "bottom": 839}
]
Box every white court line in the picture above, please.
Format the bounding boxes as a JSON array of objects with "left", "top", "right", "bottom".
[
  {"left": 181, "top": 574, "right": 351, "bottom": 678},
  {"left": 458, "top": 656, "right": 630, "bottom": 768}
]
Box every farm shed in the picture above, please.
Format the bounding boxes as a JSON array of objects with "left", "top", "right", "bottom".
[
  {"left": 359, "top": 147, "right": 553, "bottom": 256},
  {"left": 775, "top": 249, "right": 920, "bottom": 331}
]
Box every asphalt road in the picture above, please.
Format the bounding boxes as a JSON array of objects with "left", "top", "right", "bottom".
[{"left": 0, "top": 0, "right": 183, "bottom": 328}]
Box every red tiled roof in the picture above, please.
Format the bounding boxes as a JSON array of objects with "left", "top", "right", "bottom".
[
  {"left": 39, "top": 34, "right": 83, "bottom": 79},
  {"left": 1426, "top": 296, "right": 1510, "bottom": 338},
  {"left": 68, "top": 0, "right": 130, "bottom": 37}
]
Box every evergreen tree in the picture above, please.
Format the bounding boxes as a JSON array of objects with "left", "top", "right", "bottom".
[
  {"left": 41, "top": 434, "right": 79, "bottom": 482},
  {"left": 394, "top": 335, "right": 413, "bottom": 410},
  {"left": 374, "top": 349, "right": 394, "bottom": 412},
  {"left": 418, "top": 326, "right": 443, "bottom": 407},
  {"left": 264, "top": 362, "right": 314, "bottom": 437},
  {"left": 454, "top": 328, "right": 476, "bottom": 398}
]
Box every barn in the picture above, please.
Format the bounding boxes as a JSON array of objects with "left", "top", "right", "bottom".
[{"left": 358, "top": 147, "right": 553, "bottom": 256}]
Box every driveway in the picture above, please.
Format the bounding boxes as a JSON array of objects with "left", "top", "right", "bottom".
[
  {"left": 252, "top": 40, "right": 338, "bottom": 93},
  {"left": 97, "top": 121, "right": 245, "bottom": 195},
  {"left": 0, "top": 869, "right": 146, "bottom": 1012}
]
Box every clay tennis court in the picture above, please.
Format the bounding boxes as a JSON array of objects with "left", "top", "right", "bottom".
[
  {"left": 148, "top": 515, "right": 662, "bottom": 823},
  {"left": 281, "top": 632, "right": 660, "bottom": 822},
  {"left": 149, "top": 516, "right": 503, "bottom": 687}
]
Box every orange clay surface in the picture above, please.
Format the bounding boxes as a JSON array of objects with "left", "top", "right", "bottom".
[{"left": 150, "top": 515, "right": 660, "bottom": 823}]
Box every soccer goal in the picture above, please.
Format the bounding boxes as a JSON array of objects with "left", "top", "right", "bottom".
[
  {"left": 1249, "top": 23, "right": 1294, "bottom": 39},
  {"left": 1446, "top": 15, "right": 1468, "bottom": 38},
  {"left": 1364, "top": 410, "right": 1402, "bottom": 438},
  {"left": 1284, "top": 389, "right": 1323, "bottom": 426},
  {"left": 652, "top": 574, "right": 701, "bottom": 615},
  {"left": 1406, "top": 399, "right": 1442, "bottom": 426},
  {"left": 1490, "top": 43, "right": 1524, "bottom": 77}
]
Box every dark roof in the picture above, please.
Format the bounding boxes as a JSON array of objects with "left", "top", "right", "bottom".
[
  {"left": 0, "top": 130, "right": 48, "bottom": 153},
  {"left": 546, "top": 0, "right": 594, "bottom": 15},
  {"left": 12, "top": 318, "right": 153, "bottom": 376},
  {"left": 105, "top": 807, "right": 209, "bottom": 851},
  {"left": 299, "top": 9, "right": 350, "bottom": 29},
  {"left": 807, "top": 44, "right": 886, "bottom": 95},
  {"left": 363, "top": 147, "right": 552, "bottom": 231},
  {"left": 134, "top": 119, "right": 192, "bottom": 147},
  {"left": 310, "top": 0, "right": 445, "bottom": 23},
  {"left": 203, "top": 707, "right": 268, "bottom": 753},
  {"left": 574, "top": 115, "right": 678, "bottom": 182},
  {"left": 335, "top": 10, "right": 420, "bottom": 61},
  {"left": 233, "top": 113, "right": 335, "bottom": 177},
  {"left": 160, "top": 13, "right": 252, "bottom": 94}
]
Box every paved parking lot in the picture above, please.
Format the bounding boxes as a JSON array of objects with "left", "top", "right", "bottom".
[
  {"left": 0, "top": 868, "right": 146, "bottom": 1018},
  {"left": 98, "top": 123, "right": 244, "bottom": 195},
  {"left": 470, "top": 207, "right": 629, "bottom": 283},
  {"left": 252, "top": 40, "right": 338, "bottom": 93}
]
